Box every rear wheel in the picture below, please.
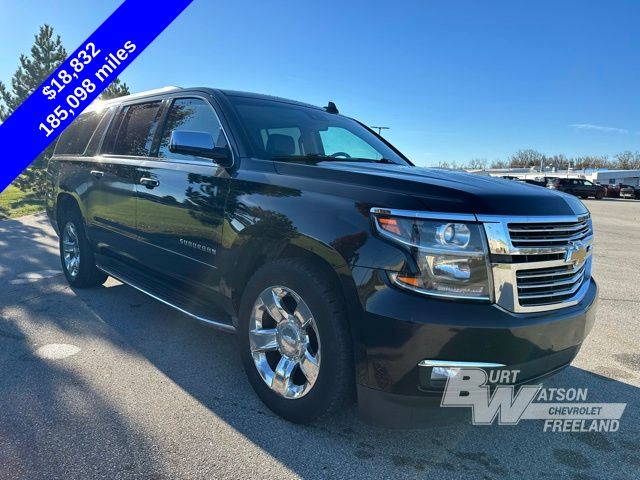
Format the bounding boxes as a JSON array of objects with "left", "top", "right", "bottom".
[
  {"left": 59, "top": 209, "right": 108, "bottom": 288},
  {"left": 238, "top": 259, "right": 353, "bottom": 424}
]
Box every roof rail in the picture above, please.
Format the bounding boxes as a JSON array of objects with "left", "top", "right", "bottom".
[{"left": 87, "top": 86, "right": 183, "bottom": 110}]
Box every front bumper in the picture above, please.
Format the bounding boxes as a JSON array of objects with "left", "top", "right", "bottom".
[{"left": 350, "top": 267, "right": 598, "bottom": 425}]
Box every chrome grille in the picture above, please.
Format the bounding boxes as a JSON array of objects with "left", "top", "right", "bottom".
[
  {"left": 480, "top": 213, "right": 593, "bottom": 313},
  {"left": 516, "top": 263, "right": 587, "bottom": 307},
  {"left": 508, "top": 216, "right": 591, "bottom": 248}
]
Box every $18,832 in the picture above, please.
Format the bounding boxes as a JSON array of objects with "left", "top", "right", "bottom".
[{"left": 38, "top": 42, "right": 102, "bottom": 138}]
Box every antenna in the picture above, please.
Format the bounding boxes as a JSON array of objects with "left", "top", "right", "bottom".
[
  {"left": 324, "top": 101, "right": 339, "bottom": 114},
  {"left": 371, "top": 126, "right": 390, "bottom": 136}
]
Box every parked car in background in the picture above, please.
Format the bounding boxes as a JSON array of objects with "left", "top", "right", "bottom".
[
  {"left": 519, "top": 178, "right": 548, "bottom": 187},
  {"left": 548, "top": 178, "right": 605, "bottom": 199},
  {"left": 620, "top": 184, "right": 640, "bottom": 199},
  {"left": 602, "top": 183, "right": 621, "bottom": 198}
]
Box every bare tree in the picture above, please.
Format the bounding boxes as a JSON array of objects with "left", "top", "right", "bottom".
[
  {"left": 467, "top": 158, "right": 488, "bottom": 170},
  {"left": 509, "top": 149, "right": 545, "bottom": 168}
]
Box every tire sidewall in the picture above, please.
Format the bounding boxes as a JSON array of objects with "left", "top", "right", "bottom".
[
  {"left": 238, "top": 261, "right": 349, "bottom": 423},
  {"left": 58, "top": 210, "right": 100, "bottom": 287}
]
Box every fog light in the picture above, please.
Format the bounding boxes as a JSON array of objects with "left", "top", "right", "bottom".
[{"left": 431, "top": 366, "right": 461, "bottom": 381}]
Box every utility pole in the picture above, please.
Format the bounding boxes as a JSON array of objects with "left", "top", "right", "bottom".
[{"left": 371, "top": 126, "right": 389, "bottom": 136}]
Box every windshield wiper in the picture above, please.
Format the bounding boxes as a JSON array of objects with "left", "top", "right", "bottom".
[
  {"left": 270, "top": 154, "right": 334, "bottom": 162},
  {"left": 270, "top": 154, "right": 398, "bottom": 164}
]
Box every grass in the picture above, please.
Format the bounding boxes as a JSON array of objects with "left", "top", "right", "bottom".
[{"left": 0, "top": 185, "right": 45, "bottom": 220}]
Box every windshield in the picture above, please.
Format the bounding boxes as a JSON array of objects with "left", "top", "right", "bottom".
[{"left": 227, "top": 95, "right": 410, "bottom": 165}]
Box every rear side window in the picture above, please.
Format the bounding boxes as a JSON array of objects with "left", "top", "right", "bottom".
[
  {"left": 106, "top": 101, "right": 162, "bottom": 156},
  {"left": 54, "top": 109, "right": 108, "bottom": 156},
  {"left": 85, "top": 107, "right": 115, "bottom": 156}
]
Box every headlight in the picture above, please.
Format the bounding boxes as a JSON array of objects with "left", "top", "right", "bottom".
[{"left": 371, "top": 209, "right": 493, "bottom": 300}]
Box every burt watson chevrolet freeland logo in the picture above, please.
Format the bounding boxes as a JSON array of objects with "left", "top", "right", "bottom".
[{"left": 440, "top": 369, "right": 626, "bottom": 432}]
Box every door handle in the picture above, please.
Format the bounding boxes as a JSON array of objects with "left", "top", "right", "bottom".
[
  {"left": 90, "top": 170, "right": 104, "bottom": 179},
  {"left": 139, "top": 177, "right": 160, "bottom": 189}
]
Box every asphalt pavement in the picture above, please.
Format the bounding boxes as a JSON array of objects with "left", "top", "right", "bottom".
[{"left": 0, "top": 199, "right": 638, "bottom": 479}]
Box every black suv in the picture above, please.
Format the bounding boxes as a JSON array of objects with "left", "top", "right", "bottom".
[
  {"left": 547, "top": 178, "right": 605, "bottom": 199},
  {"left": 46, "top": 87, "right": 597, "bottom": 425}
]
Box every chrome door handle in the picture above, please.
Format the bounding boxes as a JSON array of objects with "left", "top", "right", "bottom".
[
  {"left": 139, "top": 177, "right": 160, "bottom": 189},
  {"left": 90, "top": 170, "right": 104, "bottom": 178}
]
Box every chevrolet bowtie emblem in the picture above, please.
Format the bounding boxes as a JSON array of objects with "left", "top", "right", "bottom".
[{"left": 565, "top": 241, "right": 588, "bottom": 265}]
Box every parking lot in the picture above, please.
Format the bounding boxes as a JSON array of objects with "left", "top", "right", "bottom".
[{"left": 0, "top": 199, "right": 638, "bottom": 480}]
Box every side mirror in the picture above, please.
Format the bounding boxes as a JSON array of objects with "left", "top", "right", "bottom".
[{"left": 169, "top": 130, "right": 232, "bottom": 166}]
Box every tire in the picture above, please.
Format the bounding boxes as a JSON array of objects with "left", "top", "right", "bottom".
[
  {"left": 595, "top": 191, "right": 604, "bottom": 200},
  {"left": 58, "top": 207, "right": 108, "bottom": 288},
  {"left": 238, "top": 258, "right": 353, "bottom": 424}
]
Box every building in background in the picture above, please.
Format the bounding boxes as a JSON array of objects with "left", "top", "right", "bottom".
[{"left": 468, "top": 168, "right": 640, "bottom": 187}]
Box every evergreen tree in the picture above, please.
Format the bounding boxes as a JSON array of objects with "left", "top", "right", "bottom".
[
  {"left": 0, "top": 25, "right": 67, "bottom": 197},
  {"left": 0, "top": 25, "right": 67, "bottom": 120},
  {"left": 100, "top": 78, "right": 131, "bottom": 100}
]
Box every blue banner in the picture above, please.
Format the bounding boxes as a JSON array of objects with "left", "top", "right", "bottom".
[{"left": 0, "top": 0, "right": 193, "bottom": 193}]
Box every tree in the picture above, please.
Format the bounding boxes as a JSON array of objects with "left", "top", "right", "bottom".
[
  {"left": 490, "top": 159, "right": 509, "bottom": 169},
  {"left": 467, "top": 158, "right": 488, "bottom": 170},
  {"left": 509, "top": 149, "right": 545, "bottom": 168},
  {"left": 0, "top": 25, "right": 67, "bottom": 197},
  {"left": 0, "top": 25, "right": 67, "bottom": 121},
  {"left": 614, "top": 151, "right": 640, "bottom": 170},
  {"left": 100, "top": 78, "right": 130, "bottom": 100}
]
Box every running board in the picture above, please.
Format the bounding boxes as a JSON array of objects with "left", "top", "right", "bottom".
[{"left": 96, "top": 256, "right": 236, "bottom": 334}]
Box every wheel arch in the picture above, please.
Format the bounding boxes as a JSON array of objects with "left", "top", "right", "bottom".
[
  {"left": 55, "top": 192, "right": 84, "bottom": 229},
  {"left": 229, "top": 235, "right": 364, "bottom": 348}
]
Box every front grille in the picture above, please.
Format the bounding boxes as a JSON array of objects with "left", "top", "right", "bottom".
[
  {"left": 508, "top": 216, "right": 591, "bottom": 248},
  {"left": 516, "top": 263, "right": 587, "bottom": 307},
  {"left": 483, "top": 214, "right": 593, "bottom": 313}
]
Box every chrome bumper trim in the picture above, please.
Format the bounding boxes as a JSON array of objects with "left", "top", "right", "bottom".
[{"left": 419, "top": 360, "right": 506, "bottom": 368}]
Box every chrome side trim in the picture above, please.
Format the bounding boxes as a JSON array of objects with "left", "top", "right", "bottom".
[
  {"left": 482, "top": 220, "right": 593, "bottom": 256},
  {"left": 370, "top": 207, "right": 477, "bottom": 222},
  {"left": 419, "top": 360, "right": 506, "bottom": 368},
  {"left": 98, "top": 265, "right": 236, "bottom": 334},
  {"left": 476, "top": 214, "right": 589, "bottom": 223}
]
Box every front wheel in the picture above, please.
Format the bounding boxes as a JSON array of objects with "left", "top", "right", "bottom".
[
  {"left": 595, "top": 191, "right": 604, "bottom": 199},
  {"left": 238, "top": 259, "right": 353, "bottom": 424}
]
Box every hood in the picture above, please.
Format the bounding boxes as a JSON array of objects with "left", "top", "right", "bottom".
[{"left": 275, "top": 161, "right": 588, "bottom": 216}]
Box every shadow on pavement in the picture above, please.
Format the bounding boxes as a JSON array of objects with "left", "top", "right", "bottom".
[
  {"left": 73, "top": 281, "right": 640, "bottom": 479},
  {"left": 1, "top": 214, "right": 638, "bottom": 479}
]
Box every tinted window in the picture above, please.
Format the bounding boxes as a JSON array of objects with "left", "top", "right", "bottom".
[
  {"left": 228, "top": 96, "right": 408, "bottom": 164},
  {"left": 319, "top": 127, "right": 382, "bottom": 160},
  {"left": 55, "top": 109, "right": 107, "bottom": 155},
  {"left": 85, "top": 107, "right": 115, "bottom": 156},
  {"left": 107, "top": 102, "right": 162, "bottom": 156},
  {"left": 259, "top": 127, "right": 301, "bottom": 155},
  {"left": 158, "top": 98, "right": 226, "bottom": 160}
]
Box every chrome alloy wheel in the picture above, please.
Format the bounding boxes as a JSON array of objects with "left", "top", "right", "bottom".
[
  {"left": 249, "top": 286, "right": 321, "bottom": 399},
  {"left": 62, "top": 222, "right": 81, "bottom": 279}
]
